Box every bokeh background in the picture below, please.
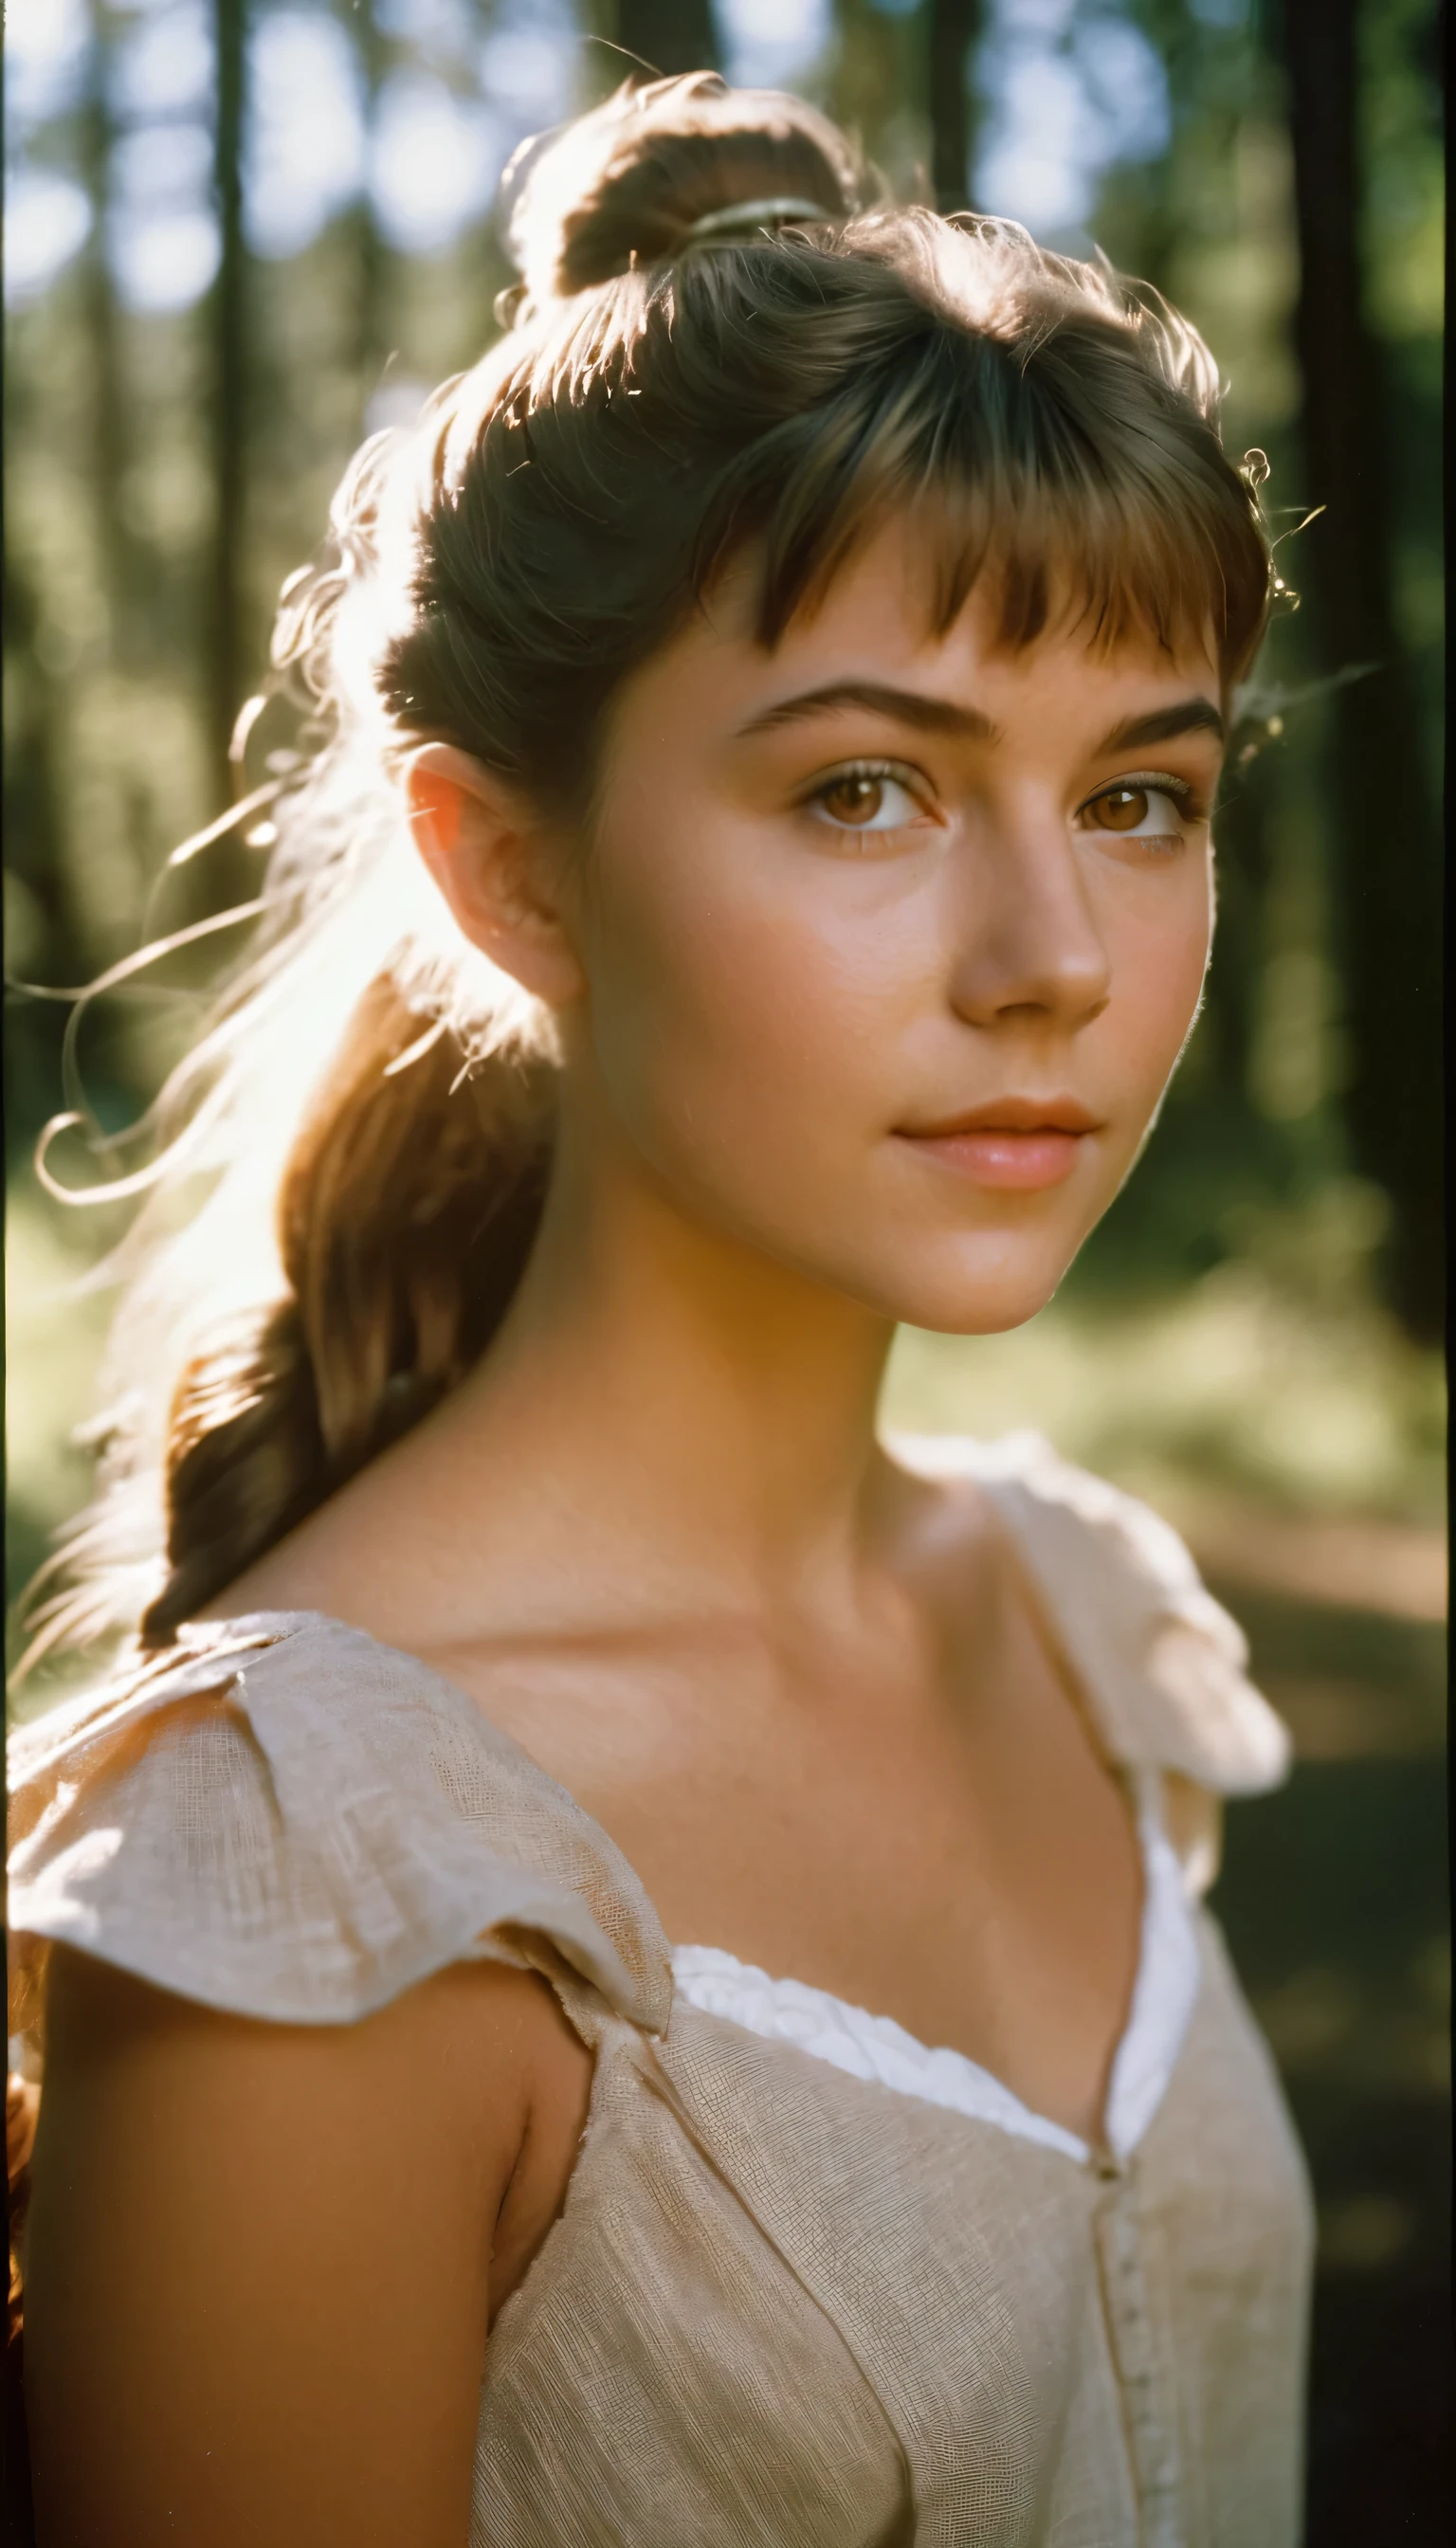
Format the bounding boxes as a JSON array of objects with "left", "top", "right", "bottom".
[{"left": 4, "top": 1, "right": 1447, "bottom": 2532}]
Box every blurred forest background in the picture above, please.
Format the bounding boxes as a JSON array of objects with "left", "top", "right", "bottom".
[{"left": 4, "top": 0, "right": 1447, "bottom": 2534}]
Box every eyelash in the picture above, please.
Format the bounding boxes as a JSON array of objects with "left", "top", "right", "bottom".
[
  {"left": 1077, "top": 770, "right": 1206, "bottom": 852},
  {"left": 801, "top": 758, "right": 933, "bottom": 835}
]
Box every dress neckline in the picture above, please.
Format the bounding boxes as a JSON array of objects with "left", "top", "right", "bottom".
[
  {"left": 670, "top": 1770, "right": 1202, "bottom": 2166},
  {"left": 670, "top": 1440, "right": 1205, "bottom": 2165}
]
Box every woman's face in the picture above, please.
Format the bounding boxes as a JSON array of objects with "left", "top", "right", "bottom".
[{"left": 557, "top": 517, "right": 1224, "bottom": 1336}]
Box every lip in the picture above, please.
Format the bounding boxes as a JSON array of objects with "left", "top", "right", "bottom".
[
  {"left": 896, "top": 1098, "right": 1103, "bottom": 1192},
  {"left": 901, "top": 1098, "right": 1103, "bottom": 1138}
]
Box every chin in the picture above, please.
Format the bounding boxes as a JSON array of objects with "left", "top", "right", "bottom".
[
  {"left": 906, "top": 1291, "right": 1063, "bottom": 1341},
  {"left": 874, "top": 1235, "right": 1080, "bottom": 1338}
]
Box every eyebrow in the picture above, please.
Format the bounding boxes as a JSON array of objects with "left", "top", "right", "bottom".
[
  {"left": 736, "top": 682, "right": 1226, "bottom": 755},
  {"left": 1093, "top": 699, "right": 1226, "bottom": 754},
  {"left": 736, "top": 681, "right": 1000, "bottom": 740}
]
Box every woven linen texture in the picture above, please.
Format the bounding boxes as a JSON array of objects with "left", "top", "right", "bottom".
[{"left": 9, "top": 1444, "right": 1313, "bottom": 2544}]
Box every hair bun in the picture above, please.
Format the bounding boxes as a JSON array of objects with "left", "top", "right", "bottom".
[{"left": 500, "top": 72, "right": 859, "bottom": 312}]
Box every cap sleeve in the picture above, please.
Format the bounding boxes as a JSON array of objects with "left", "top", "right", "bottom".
[
  {"left": 8, "top": 1612, "right": 672, "bottom": 2048},
  {"left": 891, "top": 1429, "right": 1291, "bottom": 1806},
  {"left": 975, "top": 1433, "right": 1292, "bottom": 1796}
]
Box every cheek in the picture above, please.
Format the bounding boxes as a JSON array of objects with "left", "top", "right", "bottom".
[
  {"left": 1107, "top": 864, "right": 1213, "bottom": 1084},
  {"left": 580, "top": 824, "right": 906, "bottom": 1179}
]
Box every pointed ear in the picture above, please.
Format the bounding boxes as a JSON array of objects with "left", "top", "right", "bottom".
[{"left": 404, "top": 743, "right": 585, "bottom": 1008}]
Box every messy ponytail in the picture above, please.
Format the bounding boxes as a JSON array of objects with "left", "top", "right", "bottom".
[
  {"left": 139, "top": 981, "right": 553, "bottom": 1642},
  {"left": 25, "top": 69, "right": 1274, "bottom": 1662}
]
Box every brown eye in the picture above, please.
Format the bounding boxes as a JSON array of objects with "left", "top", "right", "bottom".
[
  {"left": 1090, "top": 786, "right": 1151, "bottom": 832},
  {"left": 819, "top": 774, "right": 885, "bottom": 826},
  {"left": 808, "top": 767, "right": 924, "bottom": 839}
]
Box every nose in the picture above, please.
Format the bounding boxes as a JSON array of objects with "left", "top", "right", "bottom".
[{"left": 946, "top": 804, "right": 1112, "bottom": 1031}]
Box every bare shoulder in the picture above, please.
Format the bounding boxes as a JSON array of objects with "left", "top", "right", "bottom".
[{"left": 25, "top": 1943, "right": 592, "bottom": 2547}]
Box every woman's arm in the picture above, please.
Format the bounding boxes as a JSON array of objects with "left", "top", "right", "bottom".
[{"left": 23, "top": 1944, "right": 592, "bottom": 2547}]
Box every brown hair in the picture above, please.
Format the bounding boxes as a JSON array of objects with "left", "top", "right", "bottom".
[{"left": 25, "top": 72, "right": 1274, "bottom": 1664}]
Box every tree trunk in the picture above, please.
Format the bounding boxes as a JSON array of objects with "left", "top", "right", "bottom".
[
  {"left": 352, "top": 0, "right": 391, "bottom": 425},
  {"left": 1280, "top": 0, "right": 1443, "bottom": 1339},
  {"left": 928, "top": 0, "right": 984, "bottom": 213},
  {"left": 208, "top": 0, "right": 248, "bottom": 802},
  {"left": 613, "top": 1, "right": 719, "bottom": 84},
  {"left": 81, "top": 2, "right": 132, "bottom": 666}
]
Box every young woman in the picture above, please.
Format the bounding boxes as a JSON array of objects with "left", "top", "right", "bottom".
[{"left": 9, "top": 74, "right": 1311, "bottom": 2548}]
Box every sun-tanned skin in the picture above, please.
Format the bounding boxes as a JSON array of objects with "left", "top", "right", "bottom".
[{"left": 26, "top": 519, "right": 1224, "bottom": 2546}]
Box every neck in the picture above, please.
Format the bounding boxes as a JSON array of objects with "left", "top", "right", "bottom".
[{"left": 445, "top": 1096, "right": 900, "bottom": 1609}]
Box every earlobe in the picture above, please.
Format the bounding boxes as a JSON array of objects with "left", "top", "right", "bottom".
[{"left": 403, "top": 743, "right": 585, "bottom": 1009}]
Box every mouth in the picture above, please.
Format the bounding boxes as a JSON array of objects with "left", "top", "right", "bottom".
[{"left": 895, "top": 1099, "right": 1103, "bottom": 1192}]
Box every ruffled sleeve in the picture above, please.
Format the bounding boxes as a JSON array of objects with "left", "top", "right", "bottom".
[
  {"left": 7, "top": 1611, "right": 673, "bottom": 2051},
  {"left": 892, "top": 1430, "right": 1291, "bottom": 1893}
]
